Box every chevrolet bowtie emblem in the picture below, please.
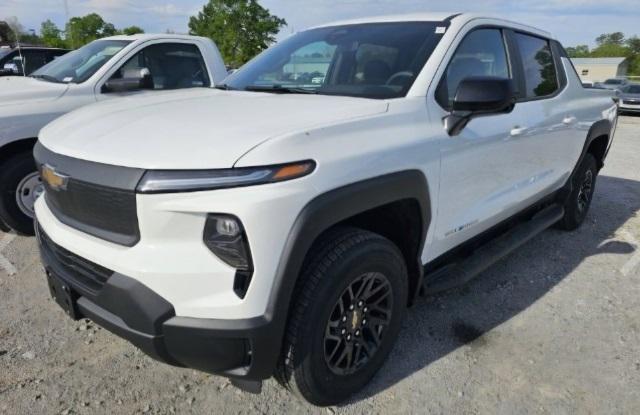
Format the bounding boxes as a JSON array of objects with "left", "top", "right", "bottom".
[{"left": 41, "top": 164, "right": 69, "bottom": 191}]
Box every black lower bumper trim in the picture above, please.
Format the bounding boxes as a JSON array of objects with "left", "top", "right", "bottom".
[{"left": 37, "top": 225, "right": 275, "bottom": 380}]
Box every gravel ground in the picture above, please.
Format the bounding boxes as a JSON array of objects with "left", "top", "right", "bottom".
[{"left": 1, "top": 116, "right": 639, "bottom": 415}]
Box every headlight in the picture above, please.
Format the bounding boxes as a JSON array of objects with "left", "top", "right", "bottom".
[{"left": 136, "top": 160, "right": 315, "bottom": 194}]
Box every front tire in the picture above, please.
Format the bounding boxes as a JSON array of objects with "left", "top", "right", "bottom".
[
  {"left": 0, "top": 151, "right": 41, "bottom": 235},
  {"left": 276, "top": 227, "right": 408, "bottom": 406},
  {"left": 557, "top": 153, "right": 598, "bottom": 231}
]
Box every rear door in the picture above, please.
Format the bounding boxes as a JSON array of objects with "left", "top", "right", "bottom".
[{"left": 506, "top": 31, "right": 581, "bottom": 196}]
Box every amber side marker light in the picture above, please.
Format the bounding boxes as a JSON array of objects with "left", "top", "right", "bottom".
[{"left": 273, "top": 162, "right": 315, "bottom": 180}]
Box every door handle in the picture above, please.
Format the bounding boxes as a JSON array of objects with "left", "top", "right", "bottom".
[
  {"left": 510, "top": 126, "right": 528, "bottom": 136},
  {"left": 563, "top": 116, "right": 577, "bottom": 125}
]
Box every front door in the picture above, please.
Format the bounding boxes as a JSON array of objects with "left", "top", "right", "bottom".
[{"left": 430, "top": 27, "right": 534, "bottom": 259}]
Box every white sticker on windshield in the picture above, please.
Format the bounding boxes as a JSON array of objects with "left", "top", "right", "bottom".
[
  {"left": 435, "top": 26, "right": 446, "bottom": 34},
  {"left": 63, "top": 77, "right": 73, "bottom": 83}
]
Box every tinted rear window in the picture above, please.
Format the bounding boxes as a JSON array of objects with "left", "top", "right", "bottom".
[{"left": 515, "top": 33, "right": 559, "bottom": 98}]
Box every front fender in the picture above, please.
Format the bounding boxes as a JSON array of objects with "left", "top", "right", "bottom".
[{"left": 0, "top": 111, "right": 64, "bottom": 145}]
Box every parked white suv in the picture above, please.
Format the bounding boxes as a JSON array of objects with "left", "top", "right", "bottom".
[
  {"left": 0, "top": 34, "right": 227, "bottom": 234},
  {"left": 34, "top": 14, "right": 617, "bottom": 405}
]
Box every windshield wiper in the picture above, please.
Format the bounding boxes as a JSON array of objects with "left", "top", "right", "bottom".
[
  {"left": 244, "top": 85, "right": 317, "bottom": 94},
  {"left": 30, "top": 74, "right": 63, "bottom": 84},
  {"left": 214, "top": 83, "right": 237, "bottom": 91}
]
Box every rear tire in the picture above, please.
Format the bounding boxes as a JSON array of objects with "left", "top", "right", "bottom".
[
  {"left": 0, "top": 151, "right": 40, "bottom": 235},
  {"left": 557, "top": 153, "right": 598, "bottom": 231},
  {"left": 276, "top": 227, "right": 408, "bottom": 406}
]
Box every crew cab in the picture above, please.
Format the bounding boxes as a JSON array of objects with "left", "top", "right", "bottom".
[
  {"left": 0, "top": 46, "right": 69, "bottom": 77},
  {"left": 33, "top": 14, "right": 617, "bottom": 405},
  {"left": 0, "top": 34, "right": 227, "bottom": 234}
]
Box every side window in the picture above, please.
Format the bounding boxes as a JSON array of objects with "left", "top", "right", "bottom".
[
  {"left": 110, "top": 43, "right": 210, "bottom": 90},
  {"left": 436, "top": 29, "right": 510, "bottom": 109},
  {"left": 514, "top": 33, "right": 558, "bottom": 98},
  {"left": 22, "top": 50, "right": 49, "bottom": 74}
]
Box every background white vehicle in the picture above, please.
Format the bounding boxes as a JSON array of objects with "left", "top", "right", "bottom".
[
  {"left": 0, "top": 34, "right": 227, "bottom": 234},
  {"left": 34, "top": 14, "right": 617, "bottom": 405}
]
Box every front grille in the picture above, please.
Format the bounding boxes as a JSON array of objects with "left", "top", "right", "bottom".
[
  {"left": 623, "top": 99, "right": 640, "bottom": 106},
  {"left": 37, "top": 224, "right": 113, "bottom": 294},
  {"left": 44, "top": 177, "right": 140, "bottom": 246}
]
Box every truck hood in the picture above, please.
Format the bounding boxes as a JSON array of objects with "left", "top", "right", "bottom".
[
  {"left": 39, "top": 88, "right": 389, "bottom": 169},
  {"left": 620, "top": 93, "right": 640, "bottom": 100},
  {"left": 0, "top": 76, "right": 68, "bottom": 106}
]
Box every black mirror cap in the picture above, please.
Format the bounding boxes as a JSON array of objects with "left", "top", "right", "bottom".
[
  {"left": 452, "top": 76, "right": 516, "bottom": 114},
  {"left": 102, "top": 71, "right": 154, "bottom": 93}
]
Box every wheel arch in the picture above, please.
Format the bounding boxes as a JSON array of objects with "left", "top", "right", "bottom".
[
  {"left": 0, "top": 137, "right": 38, "bottom": 165},
  {"left": 257, "top": 170, "right": 431, "bottom": 377},
  {"left": 583, "top": 118, "right": 614, "bottom": 170},
  {"left": 558, "top": 118, "right": 613, "bottom": 204}
]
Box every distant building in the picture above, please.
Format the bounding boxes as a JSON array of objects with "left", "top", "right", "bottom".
[{"left": 571, "top": 57, "right": 628, "bottom": 83}]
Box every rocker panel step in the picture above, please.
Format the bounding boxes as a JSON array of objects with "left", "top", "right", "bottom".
[{"left": 424, "top": 204, "right": 565, "bottom": 294}]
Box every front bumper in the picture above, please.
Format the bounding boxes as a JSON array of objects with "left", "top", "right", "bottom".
[
  {"left": 619, "top": 102, "right": 640, "bottom": 112},
  {"left": 36, "top": 222, "right": 279, "bottom": 380}
]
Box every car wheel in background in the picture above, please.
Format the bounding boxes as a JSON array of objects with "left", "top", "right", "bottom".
[{"left": 0, "top": 151, "right": 41, "bottom": 235}]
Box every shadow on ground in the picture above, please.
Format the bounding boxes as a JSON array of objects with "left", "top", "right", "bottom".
[{"left": 349, "top": 174, "right": 640, "bottom": 402}]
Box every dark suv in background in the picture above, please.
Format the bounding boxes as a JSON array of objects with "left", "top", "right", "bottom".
[{"left": 0, "top": 46, "right": 70, "bottom": 77}]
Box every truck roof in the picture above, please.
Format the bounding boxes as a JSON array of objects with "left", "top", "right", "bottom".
[
  {"left": 101, "top": 33, "right": 211, "bottom": 42},
  {"left": 311, "top": 13, "right": 552, "bottom": 40}
]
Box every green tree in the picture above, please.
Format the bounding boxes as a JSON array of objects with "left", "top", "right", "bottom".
[
  {"left": 65, "top": 13, "right": 118, "bottom": 48},
  {"left": 0, "top": 17, "right": 43, "bottom": 45},
  {"left": 566, "top": 44, "right": 590, "bottom": 58},
  {"left": 40, "top": 19, "right": 65, "bottom": 48},
  {"left": 0, "top": 21, "right": 14, "bottom": 43},
  {"left": 590, "top": 43, "right": 630, "bottom": 58},
  {"left": 188, "top": 0, "right": 286, "bottom": 67},
  {"left": 596, "top": 32, "right": 625, "bottom": 46},
  {"left": 626, "top": 36, "right": 640, "bottom": 55},
  {"left": 122, "top": 25, "right": 144, "bottom": 35}
]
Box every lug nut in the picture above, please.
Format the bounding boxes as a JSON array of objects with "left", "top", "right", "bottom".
[
  {"left": 349, "top": 304, "right": 355, "bottom": 311},
  {"left": 342, "top": 316, "right": 347, "bottom": 322},
  {"left": 358, "top": 300, "right": 364, "bottom": 307},
  {"left": 363, "top": 307, "right": 368, "bottom": 313},
  {"left": 362, "top": 319, "right": 367, "bottom": 325},
  {"left": 355, "top": 330, "right": 360, "bottom": 336},
  {"left": 341, "top": 328, "right": 346, "bottom": 335},
  {"left": 346, "top": 334, "right": 352, "bottom": 341}
]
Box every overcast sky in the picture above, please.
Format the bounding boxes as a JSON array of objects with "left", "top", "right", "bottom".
[{"left": 1, "top": 0, "right": 638, "bottom": 47}]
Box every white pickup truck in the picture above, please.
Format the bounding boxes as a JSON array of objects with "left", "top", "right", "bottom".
[
  {"left": 34, "top": 14, "right": 617, "bottom": 405},
  {"left": 0, "top": 34, "right": 227, "bottom": 233}
]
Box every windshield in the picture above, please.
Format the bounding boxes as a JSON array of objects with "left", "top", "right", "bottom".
[
  {"left": 0, "top": 49, "right": 11, "bottom": 60},
  {"left": 31, "top": 39, "right": 131, "bottom": 83},
  {"left": 224, "top": 22, "right": 447, "bottom": 99},
  {"left": 623, "top": 85, "right": 640, "bottom": 94},
  {"left": 605, "top": 79, "right": 623, "bottom": 85}
]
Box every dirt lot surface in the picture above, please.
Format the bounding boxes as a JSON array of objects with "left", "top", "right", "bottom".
[{"left": 1, "top": 116, "right": 639, "bottom": 415}]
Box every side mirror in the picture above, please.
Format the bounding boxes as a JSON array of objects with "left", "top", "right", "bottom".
[
  {"left": 444, "top": 77, "right": 516, "bottom": 136},
  {"left": 3, "top": 62, "right": 20, "bottom": 75},
  {"left": 102, "top": 67, "right": 153, "bottom": 93}
]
